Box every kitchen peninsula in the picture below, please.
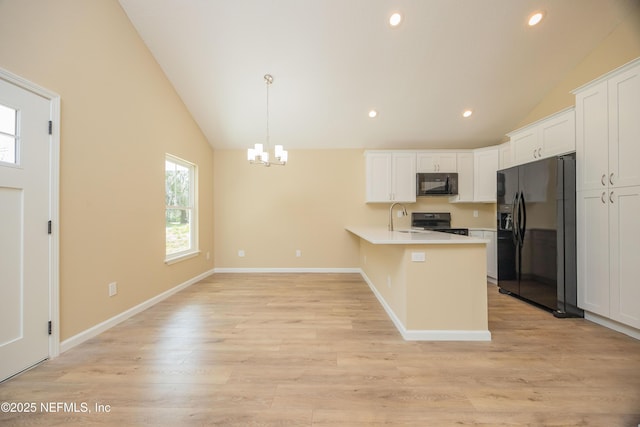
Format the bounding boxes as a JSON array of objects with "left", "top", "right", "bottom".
[{"left": 346, "top": 226, "right": 491, "bottom": 341}]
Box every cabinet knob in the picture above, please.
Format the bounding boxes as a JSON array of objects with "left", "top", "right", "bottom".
[
  {"left": 533, "top": 149, "right": 537, "bottom": 158},
  {"left": 601, "top": 174, "right": 606, "bottom": 186},
  {"left": 538, "top": 148, "right": 542, "bottom": 157},
  {"left": 609, "top": 173, "right": 614, "bottom": 185},
  {"left": 601, "top": 192, "right": 606, "bottom": 204},
  {"left": 610, "top": 191, "right": 614, "bottom": 204}
]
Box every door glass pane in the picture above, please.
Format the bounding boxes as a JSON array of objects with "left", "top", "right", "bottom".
[
  {"left": 0, "top": 104, "right": 17, "bottom": 164},
  {"left": 0, "top": 134, "right": 16, "bottom": 164},
  {"left": 0, "top": 104, "right": 17, "bottom": 135}
]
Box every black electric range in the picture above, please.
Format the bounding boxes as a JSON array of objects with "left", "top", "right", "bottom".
[{"left": 411, "top": 212, "right": 469, "bottom": 236}]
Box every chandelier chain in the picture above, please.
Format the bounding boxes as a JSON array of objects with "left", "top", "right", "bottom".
[{"left": 265, "top": 74, "right": 271, "bottom": 149}]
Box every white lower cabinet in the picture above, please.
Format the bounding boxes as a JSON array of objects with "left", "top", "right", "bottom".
[
  {"left": 469, "top": 230, "right": 497, "bottom": 280},
  {"left": 577, "top": 185, "right": 640, "bottom": 329}
]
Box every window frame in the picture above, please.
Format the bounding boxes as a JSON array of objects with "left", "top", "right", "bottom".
[{"left": 165, "top": 154, "right": 199, "bottom": 264}]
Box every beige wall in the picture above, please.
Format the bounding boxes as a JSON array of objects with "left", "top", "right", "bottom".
[
  {"left": 0, "top": 0, "right": 214, "bottom": 340},
  {"left": 516, "top": 3, "right": 640, "bottom": 128},
  {"left": 214, "top": 149, "right": 496, "bottom": 269}
]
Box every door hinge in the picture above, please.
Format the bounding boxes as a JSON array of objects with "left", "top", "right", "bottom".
[
  {"left": 48, "top": 220, "right": 52, "bottom": 234},
  {"left": 48, "top": 121, "right": 52, "bottom": 135},
  {"left": 48, "top": 321, "right": 52, "bottom": 335}
]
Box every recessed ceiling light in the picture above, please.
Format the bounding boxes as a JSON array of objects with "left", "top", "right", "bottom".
[
  {"left": 528, "top": 11, "right": 544, "bottom": 26},
  {"left": 462, "top": 110, "right": 473, "bottom": 118},
  {"left": 368, "top": 110, "right": 378, "bottom": 118},
  {"left": 389, "top": 12, "right": 402, "bottom": 28}
]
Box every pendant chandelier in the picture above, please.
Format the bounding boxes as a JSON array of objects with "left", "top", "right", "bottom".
[{"left": 247, "top": 74, "right": 288, "bottom": 166}]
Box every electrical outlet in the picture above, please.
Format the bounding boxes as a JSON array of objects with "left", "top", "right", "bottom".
[
  {"left": 473, "top": 210, "right": 479, "bottom": 218},
  {"left": 411, "top": 252, "right": 426, "bottom": 262},
  {"left": 296, "top": 250, "right": 301, "bottom": 257},
  {"left": 238, "top": 250, "right": 245, "bottom": 257},
  {"left": 108, "top": 282, "right": 117, "bottom": 297}
]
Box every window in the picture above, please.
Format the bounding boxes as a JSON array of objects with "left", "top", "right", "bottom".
[
  {"left": 0, "top": 103, "right": 18, "bottom": 164},
  {"left": 165, "top": 154, "right": 197, "bottom": 262}
]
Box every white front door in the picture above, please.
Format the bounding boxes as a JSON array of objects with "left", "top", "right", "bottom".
[{"left": 0, "top": 77, "right": 52, "bottom": 382}]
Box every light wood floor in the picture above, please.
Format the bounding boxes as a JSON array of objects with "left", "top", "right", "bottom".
[{"left": 1, "top": 273, "right": 639, "bottom": 426}]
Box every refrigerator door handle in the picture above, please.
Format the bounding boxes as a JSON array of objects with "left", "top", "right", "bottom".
[
  {"left": 519, "top": 192, "right": 527, "bottom": 245},
  {"left": 511, "top": 192, "right": 520, "bottom": 246}
]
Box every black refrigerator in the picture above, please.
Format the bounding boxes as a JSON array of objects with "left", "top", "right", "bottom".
[{"left": 496, "top": 153, "right": 583, "bottom": 317}]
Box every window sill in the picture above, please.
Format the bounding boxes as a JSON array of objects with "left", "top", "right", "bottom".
[{"left": 165, "top": 250, "right": 200, "bottom": 265}]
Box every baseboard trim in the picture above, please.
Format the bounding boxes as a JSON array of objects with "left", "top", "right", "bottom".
[
  {"left": 60, "top": 268, "right": 215, "bottom": 353},
  {"left": 359, "top": 270, "right": 491, "bottom": 342},
  {"left": 213, "top": 267, "right": 361, "bottom": 274},
  {"left": 584, "top": 311, "right": 640, "bottom": 340}
]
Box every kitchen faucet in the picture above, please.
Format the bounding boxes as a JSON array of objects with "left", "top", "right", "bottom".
[{"left": 388, "top": 202, "right": 408, "bottom": 231}]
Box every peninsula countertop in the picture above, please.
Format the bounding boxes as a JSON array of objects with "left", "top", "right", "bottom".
[{"left": 345, "top": 226, "right": 489, "bottom": 245}]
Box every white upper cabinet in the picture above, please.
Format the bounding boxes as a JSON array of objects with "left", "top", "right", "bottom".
[
  {"left": 473, "top": 146, "right": 499, "bottom": 202},
  {"left": 416, "top": 152, "right": 457, "bottom": 173},
  {"left": 365, "top": 151, "right": 416, "bottom": 203},
  {"left": 498, "top": 142, "right": 512, "bottom": 170},
  {"left": 575, "top": 81, "right": 609, "bottom": 191},
  {"left": 510, "top": 128, "right": 538, "bottom": 165},
  {"left": 575, "top": 59, "right": 640, "bottom": 192},
  {"left": 608, "top": 64, "right": 640, "bottom": 189},
  {"left": 509, "top": 108, "right": 575, "bottom": 166},
  {"left": 539, "top": 110, "right": 576, "bottom": 158},
  {"left": 451, "top": 152, "right": 474, "bottom": 202}
]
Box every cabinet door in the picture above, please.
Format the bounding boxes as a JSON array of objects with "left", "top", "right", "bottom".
[
  {"left": 609, "top": 186, "right": 640, "bottom": 329},
  {"left": 416, "top": 152, "right": 456, "bottom": 172},
  {"left": 391, "top": 152, "right": 416, "bottom": 203},
  {"left": 437, "top": 153, "right": 457, "bottom": 172},
  {"left": 511, "top": 128, "right": 538, "bottom": 166},
  {"left": 416, "top": 153, "right": 437, "bottom": 173},
  {"left": 366, "top": 153, "right": 392, "bottom": 202},
  {"left": 474, "top": 148, "right": 499, "bottom": 202},
  {"left": 454, "top": 152, "right": 474, "bottom": 202},
  {"left": 540, "top": 109, "right": 575, "bottom": 158},
  {"left": 575, "top": 81, "right": 609, "bottom": 192},
  {"left": 499, "top": 143, "right": 512, "bottom": 169},
  {"left": 608, "top": 65, "right": 640, "bottom": 189},
  {"left": 577, "top": 189, "right": 610, "bottom": 316}
]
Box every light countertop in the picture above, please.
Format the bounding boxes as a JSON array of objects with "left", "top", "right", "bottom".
[{"left": 346, "top": 226, "right": 489, "bottom": 245}]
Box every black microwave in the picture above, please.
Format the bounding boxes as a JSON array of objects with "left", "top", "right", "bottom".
[{"left": 416, "top": 173, "right": 458, "bottom": 196}]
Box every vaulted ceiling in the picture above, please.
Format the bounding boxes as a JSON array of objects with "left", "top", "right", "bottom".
[{"left": 119, "top": 0, "right": 637, "bottom": 150}]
